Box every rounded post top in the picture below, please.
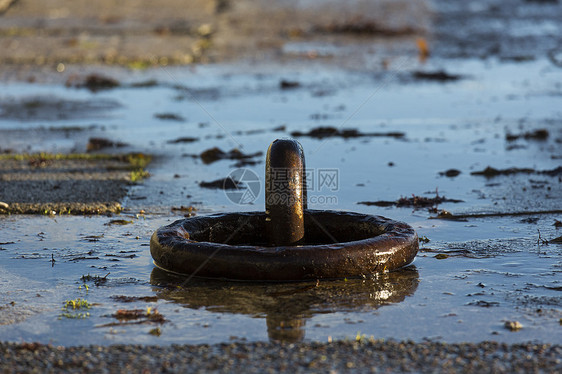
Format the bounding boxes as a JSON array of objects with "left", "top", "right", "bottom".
[{"left": 265, "top": 138, "right": 306, "bottom": 246}]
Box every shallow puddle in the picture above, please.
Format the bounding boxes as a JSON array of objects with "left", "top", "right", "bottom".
[{"left": 0, "top": 55, "right": 561, "bottom": 345}]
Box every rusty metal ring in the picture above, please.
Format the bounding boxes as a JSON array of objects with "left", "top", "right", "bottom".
[{"left": 150, "top": 210, "right": 418, "bottom": 281}]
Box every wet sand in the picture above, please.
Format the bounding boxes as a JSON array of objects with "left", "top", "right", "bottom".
[{"left": 0, "top": 0, "right": 430, "bottom": 80}]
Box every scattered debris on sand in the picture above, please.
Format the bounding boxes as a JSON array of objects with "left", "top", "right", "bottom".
[
  {"left": 81, "top": 273, "right": 110, "bottom": 286},
  {"left": 280, "top": 79, "right": 300, "bottom": 89},
  {"left": 471, "top": 166, "right": 562, "bottom": 177},
  {"left": 412, "top": 70, "right": 462, "bottom": 82},
  {"left": 87, "top": 137, "right": 128, "bottom": 151},
  {"left": 171, "top": 205, "right": 197, "bottom": 217},
  {"left": 358, "top": 191, "right": 463, "bottom": 208},
  {"left": 130, "top": 80, "right": 159, "bottom": 88},
  {"left": 471, "top": 166, "right": 534, "bottom": 177},
  {"left": 154, "top": 113, "right": 186, "bottom": 121},
  {"left": 314, "top": 21, "right": 417, "bottom": 36},
  {"left": 198, "top": 147, "right": 262, "bottom": 164},
  {"left": 232, "top": 125, "right": 286, "bottom": 136},
  {"left": 199, "top": 177, "right": 240, "bottom": 190},
  {"left": 66, "top": 74, "right": 120, "bottom": 91},
  {"left": 167, "top": 137, "right": 199, "bottom": 144},
  {"left": 98, "top": 308, "right": 166, "bottom": 327},
  {"left": 111, "top": 295, "right": 159, "bottom": 303},
  {"left": 431, "top": 209, "right": 562, "bottom": 221},
  {"left": 550, "top": 235, "right": 562, "bottom": 244},
  {"left": 439, "top": 169, "right": 461, "bottom": 177},
  {"left": 291, "top": 126, "right": 405, "bottom": 139},
  {"left": 105, "top": 219, "right": 134, "bottom": 226},
  {"left": 231, "top": 159, "right": 262, "bottom": 168},
  {"left": 506, "top": 128, "right": 549, "bottom": 141}
]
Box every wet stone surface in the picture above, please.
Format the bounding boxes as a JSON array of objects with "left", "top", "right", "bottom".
[{"left": 0, "top": 153, "right": 150, "bottom": 214}]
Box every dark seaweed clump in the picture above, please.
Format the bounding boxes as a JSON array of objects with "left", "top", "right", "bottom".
[
  {"left": 291, "top": 126, "right": 405, "bottom": 139},
  {"left": 358, "top": 193, "right": 463, "bottom": 208}
]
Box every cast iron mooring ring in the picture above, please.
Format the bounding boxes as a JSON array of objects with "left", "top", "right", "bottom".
[{"left": 150, "top": 210, "right": 418, "bottom": 281}]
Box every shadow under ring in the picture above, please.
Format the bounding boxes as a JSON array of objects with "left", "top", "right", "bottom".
[{"left": 150, "top": 210, "right": 419, "bottom": 281}]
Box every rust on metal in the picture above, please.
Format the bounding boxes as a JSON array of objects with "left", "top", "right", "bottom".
[
  {"left": 150, "top": 210, "right": 419, "bottom": 281},
  {"left": 265, "top": 139, "right": 306, "bottom": 246}
]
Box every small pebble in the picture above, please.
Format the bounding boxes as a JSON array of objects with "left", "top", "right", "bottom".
[{"left": 504, "top": 320, "right": 523, "bottom": 331}]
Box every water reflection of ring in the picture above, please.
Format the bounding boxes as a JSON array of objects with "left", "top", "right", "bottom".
[
  {"left": 150, "top": 266, "right": 419, "bottom": 343},
  {"left": 150, "top": 210, "right": 418, "bottom": 281}
]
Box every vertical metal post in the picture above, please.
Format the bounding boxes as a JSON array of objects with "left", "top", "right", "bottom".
[{"left": 265, "top": 139, "right": 306, "bottom": 246}]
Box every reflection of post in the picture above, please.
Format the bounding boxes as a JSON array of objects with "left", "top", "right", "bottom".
[
  {"left": 150, "top": 266, "right": 419, "bottom": 343},
  {"left": 265, "top": 139, "right": 306, "bottom": 246},
  {"left": 266, "top": 314, "right": 306, "bottom": 343}
]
